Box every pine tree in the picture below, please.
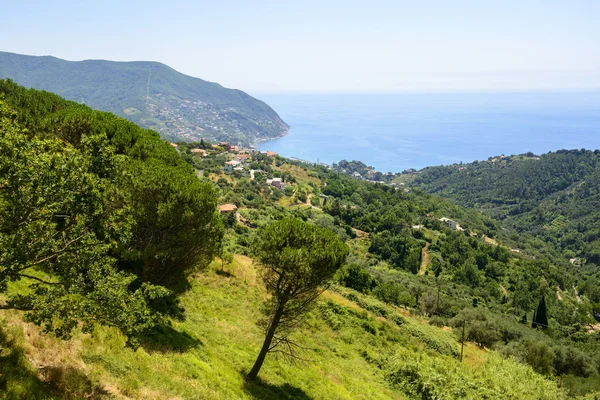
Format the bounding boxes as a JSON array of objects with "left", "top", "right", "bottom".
[{"left": 246, "top": 218, "right": 348, "bottom": 380}]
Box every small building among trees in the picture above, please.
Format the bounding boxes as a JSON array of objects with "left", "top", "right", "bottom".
[
  {"left": 218, "top": 203, "right": 238, "bottom": 213},
  {"left": 266, "top": 177, "right": 285, "bottom": 190}
]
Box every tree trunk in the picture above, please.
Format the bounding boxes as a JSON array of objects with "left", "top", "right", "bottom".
[
  {"left": 247, "top": 301, "right": 286, "bottom": 380},
  {"left": 143, "top": 258, "right": 149, "bottom": 283},
  {"left": 436, "top": 280, "right": 440, "bottom": 313}
]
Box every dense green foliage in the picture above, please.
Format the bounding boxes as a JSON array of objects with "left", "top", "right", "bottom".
[
  {"left": 1, "top": 80, "right": 599, "bottom": 398},
  {"left": 0, "top": 52, "right": 288, "bottom": 144},
  {"left": 409, "top": 150, "right": 600, "bottom": 320},
  {"left": 0, "top": 80, "right": 223, "bottom": 344},
  {"left": 214, "top": 154, "right": 599, "bottom": 393}
]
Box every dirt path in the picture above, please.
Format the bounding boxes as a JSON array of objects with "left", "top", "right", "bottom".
[
  {"left": 418, "top": 242, "right": 431, "bottom": 275},
  {"left": 483, "top": 235, "right": 498, "bottom": 246},
  {"left": 351, "top": 228, "right": 368, "bottom": 238}
]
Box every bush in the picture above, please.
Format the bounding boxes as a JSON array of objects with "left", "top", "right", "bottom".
[
  {"left": 339, "top": 264, "right": 378, "bottom": 293},
  {"left": 386, "top": 349, "right": 567, "bottom": 400},
  {"left": 429, "top": 316, "right": 448, "bottom": 327}
]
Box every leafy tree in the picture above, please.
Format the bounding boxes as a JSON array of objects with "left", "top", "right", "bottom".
[
  {"left": 339, "top": 263, "right": 377, "bottom": 293},
  {"left": 247, "top": 218, "right": 348, "bottom": 380},
  {"left": 219, "top": 250, "right": 233, "bottom": 272},
  {"left": 124, "top": 159, "right": 223, "bottom": 285},
  {"left": 222, "top": 208, "right": 237, "bottom": 229},
  {"left": 0, "top": 102, "right": 167, "bottom": 345}
]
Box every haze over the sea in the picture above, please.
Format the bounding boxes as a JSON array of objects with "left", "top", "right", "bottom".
[{"left": 256, "top": 91, "right": 600, "bottom": 173}]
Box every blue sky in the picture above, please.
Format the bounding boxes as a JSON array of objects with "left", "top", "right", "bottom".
[{"left": 1, "top": 0, "right": 599, "bottom": 93}]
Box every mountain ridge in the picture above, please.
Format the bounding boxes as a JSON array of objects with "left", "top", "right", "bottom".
[{"left": 0, "top": 51, "right": 289, "bottom": 145}]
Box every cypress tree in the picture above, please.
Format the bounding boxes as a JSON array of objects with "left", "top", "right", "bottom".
[{"left": 532, "top": 295, "right": 548, "bottom": 329}]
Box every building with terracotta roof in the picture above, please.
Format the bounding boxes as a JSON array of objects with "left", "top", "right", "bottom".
[
  {"left": 218, "top": 204, "right": 238, "bottom": 213},
  {"left": 236, "top": 154, "right": 250, "bottom": 163}
]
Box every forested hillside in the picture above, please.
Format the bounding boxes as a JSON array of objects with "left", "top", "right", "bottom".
[
  {"left": 0, "top": 52, "right": 288, "bottom": 144},
  {"left": 186, "top": 142, "right": 600, "bottom": 398},
  {"left": 409, "top": 151, "right": 600, "bottom": 291},
  {"left": 1, "top": 81, "right": 599, "bottom": 399}
]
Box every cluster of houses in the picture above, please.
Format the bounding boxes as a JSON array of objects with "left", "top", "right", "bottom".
[
  {"left": 171, "top": 140, "right": 295, "bottom": 214},
  {"left": 219, "top": 142, "right": 279, "bottom": 175},
  {"left": 216, "top": 145, "right": 285, "bottom": 215},
  {"left": 410, "top": 217, "right": 464, "bottom": 232},
  {"left": 216, "top": 143, "right": 285, "bottom": 191}
]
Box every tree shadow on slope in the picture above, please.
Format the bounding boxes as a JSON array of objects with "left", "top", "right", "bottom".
[
  {"left": 38, "top": 365, "right": 112, "bottom": 400},
  {"left": 1, "top": 321, "right": 113, "bottom": 400},
  {"left": 0, "top": 323, "right": 56, "bottom": 400},
  {"left": 215, "top": 269, "right": 235, "bottom": 278},
  {"left": 139, "top": 324, "right": 203, "bottom": 354},
  {"left": 244, "top": 377, "right": 313, "bottom": 400}
]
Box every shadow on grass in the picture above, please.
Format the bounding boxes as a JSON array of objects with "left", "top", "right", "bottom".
[
  {"left": 139, "top": 325, "right": 203, "bottom": 354},
  {"left": 215, "top": 269, "right": 235, "bottom": 278},
  {"left": 1, "top": 323, "right": 111, "bottom": 399},
  {"left": 244, "top": 377, "right": 313, "bottom": 400},
  {"left": 39, "top": 365, "right": 112, "bottom": 400},
  {"left": 0, "top": 323, "right": 56, "bottom": 399}
]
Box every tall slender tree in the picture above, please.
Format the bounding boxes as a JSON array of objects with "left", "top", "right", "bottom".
[
  {"left": 532, "top": 295, "right": 548, "bottom": 329},
  {"left": 247, "top": 218, "right": 348, "bottom": 380}
]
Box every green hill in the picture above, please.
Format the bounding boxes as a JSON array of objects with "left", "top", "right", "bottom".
[
  {"left": 1, "top": 81, "right": 599, "bottom": 399},
  {"left": 0, "top": 51, "right": 288, "bottom": 145},
  {"left": 407, "top": 151, "right": 600, "bottom": 259},
  {"left": 405, "top": 151, "right": 600, "bottom": 321}
]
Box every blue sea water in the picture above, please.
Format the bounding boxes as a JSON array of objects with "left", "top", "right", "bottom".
[{"left": 255, "top": 92, "right": 600, "bottom": 173}]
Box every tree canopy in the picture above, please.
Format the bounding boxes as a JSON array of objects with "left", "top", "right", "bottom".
[
  {"left": 247, "top": 217, "right": 349, "bottom": 379},
  {"left": 0, "top": 80, "right": 224, "bottom": 344}
]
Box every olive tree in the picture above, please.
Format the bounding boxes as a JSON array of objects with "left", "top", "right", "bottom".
[{"left": 247, "top": 218, "right": 348, "bottom": 380}]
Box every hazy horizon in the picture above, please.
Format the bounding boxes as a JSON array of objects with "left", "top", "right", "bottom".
[{"left": 2, "top": 1, "right": 599, "bottom": 93}]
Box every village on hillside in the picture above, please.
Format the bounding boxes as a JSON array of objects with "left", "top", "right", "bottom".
[{"left": 167, "top": 139, "right": 507, "bottom": 245}]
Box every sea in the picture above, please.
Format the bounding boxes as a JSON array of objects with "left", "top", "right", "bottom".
[{"left": 255, "top": 92, "right": 600, "bottom": 173}]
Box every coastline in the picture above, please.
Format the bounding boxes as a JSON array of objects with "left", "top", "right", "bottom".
[{"left": 252, "top": 127, "right": 289, "bottom": 147}]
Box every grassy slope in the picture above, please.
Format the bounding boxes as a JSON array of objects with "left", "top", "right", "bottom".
[
  {"left": 1, "top": 254, "right": 573, "bottom": 400},
  {"left": 1, "top": 256, "right": 400, "bottom": 399}
]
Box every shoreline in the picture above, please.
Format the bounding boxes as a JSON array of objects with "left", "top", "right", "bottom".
[{"left": 252, "top": 127, "right": 289, "bottom": 147}]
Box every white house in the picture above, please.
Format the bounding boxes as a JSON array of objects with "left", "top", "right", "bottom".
[
  {"left": 224, "top": 160, "right": 241, "bottom": 173},
  {"left": 440, "top": 217, "right": 463, "bottom": 231}
]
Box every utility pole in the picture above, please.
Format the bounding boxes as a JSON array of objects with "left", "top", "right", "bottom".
[{"left": 460, "top": 320, "right": 466, "bottom": 362}]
